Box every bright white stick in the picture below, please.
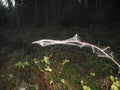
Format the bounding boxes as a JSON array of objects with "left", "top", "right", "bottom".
[{"left": 32, "top": 34, "right": 120, "bottom": 72}]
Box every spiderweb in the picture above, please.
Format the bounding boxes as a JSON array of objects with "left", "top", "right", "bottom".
[
  {"left": 32, "top": 34, "right": 83, "bottom": 47},
  {"left": 32, "top": 34, "right": 120, "bottom": 72}
]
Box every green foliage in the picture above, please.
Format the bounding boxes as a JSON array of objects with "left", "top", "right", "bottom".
[
  {"left": 86, "top": 53, "right": 116, "bottom": 76},
  {"left": 83, "top": 85, "right": 92, "bottom": 90},
  {"left": 14, "top": 56, "right": 71, "bottom": 89},
  {"left": 0, "top": 27, "right": 120, "bottom": 90},
  {"left": 110, "top": 75, "right": 120, "bottom": 90},
  {"left": 0, "top": 52, "right": 119, "bottom": 90},
  {"left": 15, "top": 61, "right": 29, "bottom": 69}
]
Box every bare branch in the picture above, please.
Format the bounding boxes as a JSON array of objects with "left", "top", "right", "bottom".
[
  {"left": 32, "top": 34, "right": 120, "bottom": 72},
  {"left": 102, "top": 46, "right": 110, "bottom": 51},
  {"left": 97, "top": 55, "right": 107, "bottom": 58},
  {"left": 92, "top": 46, "right": 95, "bottom": 53}
]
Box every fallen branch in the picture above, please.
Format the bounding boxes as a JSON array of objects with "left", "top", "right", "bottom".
[{"left": 32, "top": 34, "right": 120, "bottom": 72}]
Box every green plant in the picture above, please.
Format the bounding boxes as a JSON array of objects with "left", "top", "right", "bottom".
[
  {"left": 83, "top": 85, "right": 92, "bottom": 90},
  {"left": 80, "top": 79, "right": 92, "bottom": 90},
  {"left": 12, "top": 55, "right": 72, "bottom": 90},
  {"left": 110, "top": 75, "right": 120, "bottom": 90},
  {"left": 15, "top": 61, "right": 29, "bottom": 69},
  {"left": 1, "top": 26, "right": 120, "bottom": 90},
  {"left": 80, "top": 71, "right": 97, "bottom": 90}
]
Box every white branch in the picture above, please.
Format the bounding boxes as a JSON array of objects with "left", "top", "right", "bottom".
[
  {"left": 102, "top": 46, "right": 110, "bottom": 51},
  {"left": 32, "top": 34, "right": 120, "bottom": 72}
]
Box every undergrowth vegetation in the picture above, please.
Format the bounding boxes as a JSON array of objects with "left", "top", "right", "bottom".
[{"left": 0, "top": 26, "right": 120, "bottom": 90}]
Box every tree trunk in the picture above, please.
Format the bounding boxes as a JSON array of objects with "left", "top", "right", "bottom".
[
  {"left": 34, "top": 0, "right": 39, "bottom": 27},
  {"left": 6, "top": 0, "right": 20, "bottom": 29},
  {"left": 49, "top": 0, "right": 57, "bottom": 26},
  {"left": 44, "top": 0, "right": 49, "bottom": 26},
  {"left": 85, "top": 0, "right": 88, "bottom": 8}
]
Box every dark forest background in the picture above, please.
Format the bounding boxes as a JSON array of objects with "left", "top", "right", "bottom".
[
  {"left": 0, "top": 1, "right": 120, "bottom": 89},
  {"left": 0, "top": 0, "right": 120, "bottom": 28}
]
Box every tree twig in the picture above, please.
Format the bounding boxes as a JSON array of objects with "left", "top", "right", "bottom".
[{"left": 32, "top": 34, "right": 120, "bottom": 72}]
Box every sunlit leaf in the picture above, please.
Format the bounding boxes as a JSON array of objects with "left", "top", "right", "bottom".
[
  {"left": 62, "top": 59, "right": 70, "bottom": 65},
  {"left": 114, "top": 81, "right": 120, "bottom": 87},
  {"left": 90, "top": 72, "right": 95, "bottom": 77},
  {"left": 50, "top": 80, "right": 53, "bottom": 84},
  {"left": 110, "top": 75, "right": 115, "bottom": 82},
  {"left": 60, "top": 79, "right": 65, "bottom": 84},
  {"left": 34, "top": 59, "right": 40, "bottom": 64},
  {"left": 42, "top": 56, "right": 50, "bottom": 65},
  {"left": 83, "top": 85, "right": 92, "bottom": 90},
  {"left": 44, "top": 66, "right": 52, "bottom": 72},
  {"left": 111, "top": 84, "right": 119, "bottom": 90}
]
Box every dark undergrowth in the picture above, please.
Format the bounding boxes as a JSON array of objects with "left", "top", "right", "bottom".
[{"left": 0, "top": 25, "right": 120, "bottom": 90}]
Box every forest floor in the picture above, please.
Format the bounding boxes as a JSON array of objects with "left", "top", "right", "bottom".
[{"left": 0, "top": 25, "right": 120, "bottom": 90}]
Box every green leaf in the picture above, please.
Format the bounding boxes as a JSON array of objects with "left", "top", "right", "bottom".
[
  {"left": 44, "top": 66, "right": 52, "bottom": 72},
  {"left": 111, "top": 84, "right": 119, "bottom": 90},
  {"left": 24, "top": 61, "right": 29, "bottom": 65},
  {"left": 110, "top": 75, "right": 115, "bottom": 82},
  {"left": 90, "top": 72, "right": 95, "bottom": 77},
  {"left": 114, "top": 81, "right": 120, "bottom": 87},
  {"left": 60, "top": 79, "right": 65, "bottom": 84},
  {"left": 42, "top": 56, "right": 50, "bottom": 65},
  {"left": 83, "top": 85, "right": 92, "bottom": 90},
  {"left": 62, "top": 59, "right": 70, "bottom": 65},
  {"left": 34, "top": 59, "right": 40, "bottom": 64}
]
